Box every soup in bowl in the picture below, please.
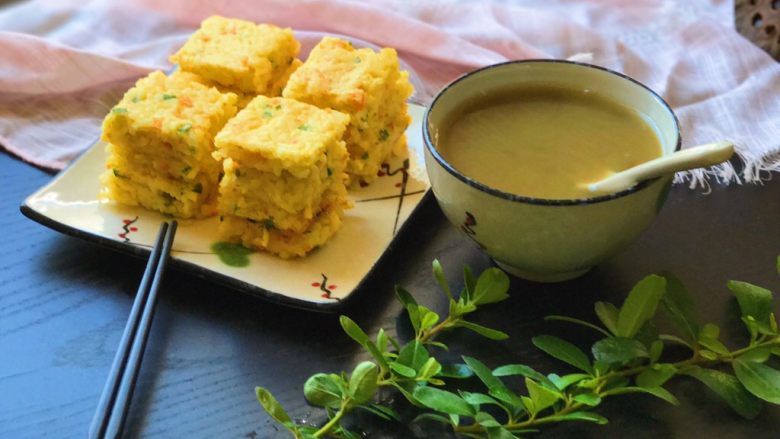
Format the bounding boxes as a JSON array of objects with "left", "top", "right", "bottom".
[{"left": 423, "top": 60, "right": 680, "bottom": 282}]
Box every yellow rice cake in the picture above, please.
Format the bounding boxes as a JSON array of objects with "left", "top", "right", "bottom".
[
  {"left": 101, "top": 70, "right": 238, "bottom": 218},
  {"left": 220, "top": 205, "right": 344, "bottom": 259},
  {"left": 282, "top": 36, "right": 414, "bottom": 185},
  {"left": 214, "top": 96, "right": 351, "bottom": 256},
  {"left": 170, "top": 16, "right": 301, "bottom": 95}
]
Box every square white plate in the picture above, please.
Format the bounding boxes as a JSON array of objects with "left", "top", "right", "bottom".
[{"left": 21, "top": 104, "right": 430, "bottom": 311}]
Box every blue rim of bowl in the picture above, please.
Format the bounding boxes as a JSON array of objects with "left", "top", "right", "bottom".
[{"left": 422, "top": 59, "right": 682, "bottom": 206}]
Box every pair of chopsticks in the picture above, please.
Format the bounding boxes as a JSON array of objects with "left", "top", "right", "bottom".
[{"left": 89, "top": 221, "right": 178, "bottom": 439}]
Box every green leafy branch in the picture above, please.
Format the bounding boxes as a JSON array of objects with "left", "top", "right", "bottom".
[{"left": 256, "top": 256, "right": 780, "bottom": 438}]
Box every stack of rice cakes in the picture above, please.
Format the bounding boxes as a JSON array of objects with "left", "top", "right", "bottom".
[
  {"left": 101, "top": 71, "right": 238, "bottom": 218},
  {"left": 283, "top": 37, "right": 414, "bottom": 185},
  {"left": 214, "top": 96, "right": 351, "bottom": 258},
  {"left": 170, "top": 16, "right": 302, "bottom": 107},
  {"left": 101, "top": 17, "right": 415, "bottom": 258}
]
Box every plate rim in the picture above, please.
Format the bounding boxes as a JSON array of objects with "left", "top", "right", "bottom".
[
  {"left": 20, "top": 191, "right": 432, "bottom": 312},
  {"left": 19, "top": 102, "right": 432, "bottom": 312}
]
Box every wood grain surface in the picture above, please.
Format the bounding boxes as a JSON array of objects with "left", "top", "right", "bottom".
[{"left": 1, "top": 148, "right": 779, "bottom": 438}]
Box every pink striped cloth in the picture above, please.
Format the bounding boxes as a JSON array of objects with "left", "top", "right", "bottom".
[{"left": 1, "top": 0, "right": 778, "bottom": 186}]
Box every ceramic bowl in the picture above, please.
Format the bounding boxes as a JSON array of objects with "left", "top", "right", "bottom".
[{"left": 423, "top": 60, "right": 680, "bottom": 282}]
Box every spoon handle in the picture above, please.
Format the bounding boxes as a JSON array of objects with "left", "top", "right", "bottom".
[{"left": 587, "top": 141, "right": 734, "bottom": 194}]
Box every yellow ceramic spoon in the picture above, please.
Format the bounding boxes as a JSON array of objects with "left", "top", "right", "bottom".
[{"left": 585, "top": 141, "right": 735, "bottom": 195}]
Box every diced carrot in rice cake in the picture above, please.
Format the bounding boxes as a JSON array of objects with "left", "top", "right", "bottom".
[
  {"left": 213, "top": 96, "right": 351, "bottom": 258},
  {"left": 100, "top": 70, "right": 238, "bottom": 218},
  {"left": 170, "top": 16, "right": 301, "bottom": 95},
  {"left": 282, "top": 36, "right": 414, "bottom": 185}
]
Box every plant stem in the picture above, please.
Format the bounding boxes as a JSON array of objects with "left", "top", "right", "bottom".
[
  {"left": 454, "top": 401, "right": 586, "bottom": 434},
  {"left": 419, "top": 316, "right": 455, "bottom": 343},
  {"left": 455, "top": 336, "right": 780, "bottom": 436},
  {"left": 314, "top": 399, "right": 350, "bottom": 438}
]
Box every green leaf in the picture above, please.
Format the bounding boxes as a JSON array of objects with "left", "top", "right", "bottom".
[
  {"left": 699, "top": 349, "right": 718, "bottom": 360},
  {"left": 463, "top": 356, "right": 505, "bottom": 390},
  {"left": 733, "top": 358, "right": 780, "bottom": 403},
  {"left": 395, "top": 285, "right": 418, "bottom": 308},
  {"left": 418, "top": 357, "right": 443, "bottom": 380},
  {"left": 604, "top": 386, "right": 679, "bottom": 405},
  {"left": 456, "top": 320, "right": 509, "bottom": 340},
  {"left": 493, "top": 364, "right": 547, "bottom": 382},
  {"left": 460, "top": 391, "right": 502, "bottom": 407},
  {"left": 389, "top": 362, "right": 417, "bottom": 378},
  {"left": 616, "top": 275, "right": 667, "bottom": 338},
  {"left": 641, "top": 386, "right": 680, "bottom": 405},
  {"left": 659, "top": 334, "right": 693, "bottom": 348},
  {"left": 111, "top": 107, "right": 128, "bottom": 114},
  {"left": 544, "top": 315, "right": 612, "bottom": 337},
  {"left": 432, "top": 259, "right": 454, "bottom": 301},
  {"left": 697, "top": 323, "right": 730, "bottom": 355},
  {"left": 742, "top": 316, "right": 759, "bottom": 341},
  {"left": 348, "top": 361, "right": 378, "bottom": 404},
  {"left": 683, "top": 366, "right": 762, "bottom": 419},
  {"left": 520, "top": 396, "right": 535, "bottom": 415},
  {"left": 649, "top": 340, "right": 664, "bottom": 364},
  {"left": 376, "top": 328, "right": 388, "bottom": 353},
  {"left": 303, "top": 373, "right": 343, "bottom": 408},
  {"left": 419, "top": 306, "right": 440, "bottom": 331},
  {"left": 358, "top": 403, "right": 401, "bottom": 421},
  {"left": 634, "top": 321, "right": 660, "bottom": 348},
  {"left": 439, "top": 363, "right": 474, "bottom": 379},
  {"left": 412, "top": 386, "right": 476, "bottom": 416},
  {"left": 573, "top": 393, "right": 602, "bottom": 406},
  {"left": 333, "top": 424, "right": 360, "bottom": 439},
  {"left": 594, "top": 301, "right": 620, "bottom": 335},
  {"left": 592, "top": 337, "right": 648, "bottom": 364},
  {"left": 728, "top": 280, "right": 773, "bottom": 326},
  {"left": 426, "top": 341, "right": 450, "bottom": 351},
  {"left": 699, "top": 322, "right": 720, "bottom": 339},
  {"left": 398, "top": 341, "right": 430, "bottom": 372},
  {"left": 210, "top": 242, "right": 252, "bottom": 267},
  {"left": 453, "top": 298, "right": 477, "bottom": 315},
  {"left": 739, "top": 347, "right": 772, "bottom": 363},
  {"left": 525, "top": 378, "right": 561, "bottom": 414},
  {"left": 255, "top": 387, "right": 294, "bottom": 427},
  {"left": 660, "top": 272, "right": 699, "bottom": 341},
  {"left": 532, "top": 335, "right": 593, "bottom": 373},
  {"left": 547, "top": 373, "right": 590, "bottom": 390},
  {"left": 546, "top": 411, "right": 608, "bottom": 424},
  {"left": 395, "top": 286, "right": 422, "bottom": 333},
  {"left": 412, "top": 413, "right": 453, "bottom": 425},
  {"left": 463, "top": 265, "right": 477, "bottom": 302},
  {"left": 636, "top": 364, "right": 677, "bottom": 388},
  {"left": 365, "top": 340, "right": 390, "bottom": 371},
  {"left": 475, "top": 411, "right": 502, "bottom": 427},
  {"left": 471, "top": 268, "right": 510, "bottom": 305},
  {"left": 387, "top": 333, "right": 402, "bottom": 351},
  {"left": 463, "top": 356, "right": 523, "bottom": 408},
  {"left": 339, "top": 315, "right": 368, "bottom": 346},
  {"left": 486, "top": 426, "right": 520, "bottom": 439}
]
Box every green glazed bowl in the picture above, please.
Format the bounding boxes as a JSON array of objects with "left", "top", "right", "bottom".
[{"left": 423, "top": 60, "right": 680, "bottom": 282}]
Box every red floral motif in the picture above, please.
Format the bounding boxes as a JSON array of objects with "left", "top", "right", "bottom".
[
  {"left": 460, "top": 211, "right": 485, "bottom": 250},
  {"left": 312, "top": 274, "right": 338, "bottom": 299},
  {"left": 118, "top": 217, "right": 139, "bottom": 243}
]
